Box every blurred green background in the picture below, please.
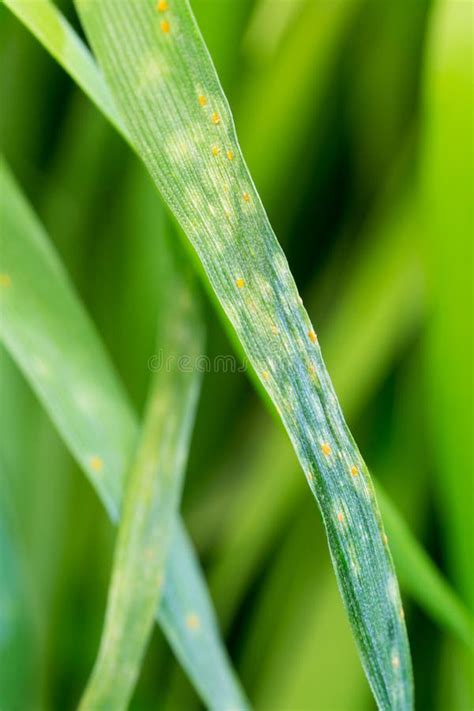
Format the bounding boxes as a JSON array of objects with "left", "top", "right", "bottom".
[{"left": 1, "top": 0, "right": 472, "bottom": 709}]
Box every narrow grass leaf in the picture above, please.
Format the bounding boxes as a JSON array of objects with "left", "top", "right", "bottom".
[
  {"left": 74, "top": 1, "right": 413, "bottom": 707},
  {"left": 0, "top": 159, "right": 249, "bottom": 711},
  {"left": 3, "top": 0, "right": 124, "bottom": 139},
  {"left": 421, "top": 0, "right": 474, "bottom": 612},
  {"left": 80, "top": 244, "right": 204, "bottom": 710},
  {"left": 203, "top": 177, "right": 474, "bottom": 649}
]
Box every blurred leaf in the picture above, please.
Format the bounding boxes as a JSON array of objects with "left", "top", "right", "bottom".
[
  {"left": 377, "top": 487, "right": 474, "bottom": 651},
  {"left": 421, "top": 0, "right": 474, "bottom": 613},
  {"left": 0, "top": 159, "right": 249, "bottom": 711},
  {"left": 244, "top": 509, "right": 369, "bottom": 711},
  {"left": 237, "top": 0, "right": 360, "bottom": 211},
  {"left": 80, "top": 246, "right": 204, "bottom": 709},
  {"left": 74, "top": 0, "right": 412, "bottom": 706},
  {"left": 242, "top": 0, "right": 306, "bottom": 64},
  {"left": 3, "top": 0, "right": 124, "bottom": 139},
  {"left": 421, "top": 3, "right": 474, "bottom": 705}
]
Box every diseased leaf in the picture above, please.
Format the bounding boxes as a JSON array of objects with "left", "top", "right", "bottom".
[
  {"left": 0, "top": 158, "right": 249, "bottom": 711},
  {"left": 73, "top": 0, "right": 413, "bottom": 706}
]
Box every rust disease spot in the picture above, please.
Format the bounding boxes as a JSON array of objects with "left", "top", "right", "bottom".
[
  {"left": 211, "top": 112, "right": 221, "bottom": 125},
  {"left": 186, "top": 613, "right": 201, "bottom": 631},
  {"left": 89, "top": 456, "right": 103, "bottom": 472},
  {"left": 226, "top": 149, "right": 234, "bottom": 161},
  {"left": 212, "top": 145, "right": 220, "bottom": 156},
  {"left": 160, "top": 19, "right": 170, "bottom": 33},
  {"left": 350, "top": 465, "right": 359, "bottom": 477},
  {"left": 262, "top": 371, "right": 270, "bottom": 381},
  {"left": 321, "top": 443, "right": 331, "bottom": 457},
  {"left": 337, "top": 511, "right": 344, "bottom": 523},
  {"left": 156, "top": 0, "right": 168, "bottom": 10},
  {"left": 308, "top": 330, "right": 317, "bottom": 343},
  {"left": 242, "top": 192, "right": 250, "bottom": 203},
  {"left": 235, "top": 278, "right": 245, "bottom": 289},
  {"left": 198, "top": 94, "right": 207, "bottom": 107}
]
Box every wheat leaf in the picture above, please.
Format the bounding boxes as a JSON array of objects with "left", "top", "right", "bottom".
[
  {"left": 72, "top": 0, "right": 413, "bottom": 707},
  {"left": 9, "top": 0, "right": 471, "bottom": 660},
  {"left": 0, "top": 158, "right": 249, "bottom": 711},
  {"left": 79, "top": 244, "right": 204, "bottom": 709}
]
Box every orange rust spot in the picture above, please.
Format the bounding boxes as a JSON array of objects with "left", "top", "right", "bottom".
[
  {"left": 351, "top": 465, "right": 359, "bottom": 477},
  {"left": 211, "top": 145, "right": 220, "bottom": 156},
  {"left": 211, "top": 111, "right": 221, "bottom": 125},
  {"left": 156, "top": 0, "right": 168, "bottom": 10},
  {"left": 198, "top": 95, "right": 207, "bottom": 107},
  {"left": 242, "top": 192, "right": 250, "bottom": 202},
  {"left": 236, "top": 278, "right": 245, "bottom": 289},
  {"left": 186, "top": 613, "right": 201, "bottom": 631},
  {"left": 308, "top": 330, "right": 318, "bottom": 343},
  {"left": 226, "top": 149, "right": 234, "bottom": 161},
  {"left": 337, "top": 511, "right": 344, "bottom": 523},
  {"left": 160, "top": 19, "right": 170, "bottom": 32},
  {"left": 89, "top": 456, "right": 103, "bottom": 472},
  {"left": 321, "top": 443, "right": 331, "bottom": 457}
]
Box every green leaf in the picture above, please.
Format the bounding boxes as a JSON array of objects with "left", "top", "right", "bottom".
[
  {"left": 3, "top": 0, "right": 124, "bottom": 139},
  {"left": 237, "top": 0, "right": 360, "bottom": 209},
  {"left": 0, "top": 158, "right": 249, "bottom": 711},
  {"left": 80, "top": 240, "right": 204, "bottom": 708},
  {"left": 421, "top": 0, "right": 474, "bottom": 613},
  {"left": 202, "top": 173, "right": 474, "bottom": 650},
  {"left": 73, "top": 0, "right": 413, "bottom": 707}
]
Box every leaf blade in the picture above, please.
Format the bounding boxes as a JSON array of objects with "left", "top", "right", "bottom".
[
  {"left": 0, "top": 158, "right": 249, "bottom": 711},
  {"left": 74, "top": 0, "right": 413, "bottom": 706},
  {"left": 80, "top": 245, "right": 204, "bottom": 709}
]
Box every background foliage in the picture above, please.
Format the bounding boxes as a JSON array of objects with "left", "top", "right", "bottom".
[{"left": 1, "top": 0, "right": 472, "bottom": 709}]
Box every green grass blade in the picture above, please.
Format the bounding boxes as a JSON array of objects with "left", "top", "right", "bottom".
[
  {"left": 3, "top": 0, "right": 124, "bottom": 140},
  {"left": 421, "top": 0, "right": 474, "bottom": 613},
  {"left": 237, "top": 0, "right": 360, "bottom": 209},
  {"left": 0, "top": 159, "right": 249, "bottom": 711},
  {"left": 79, "top": 245, "right": 204, "bottom": 709},
  {"left": 201, "top": 177, "right": 474, "bottom": 649},
  {"left": 74, "top": 1, "right": 413, "bottom": 707}
]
